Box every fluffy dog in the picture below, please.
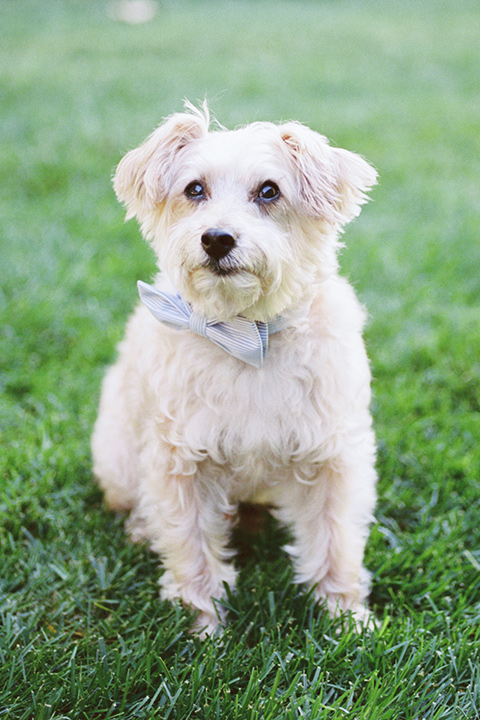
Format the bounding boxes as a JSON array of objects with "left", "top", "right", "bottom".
[{"left": 91, "top": 103, "right": 378, "bottom": 635}]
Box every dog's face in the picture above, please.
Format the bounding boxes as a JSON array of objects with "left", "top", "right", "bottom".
[{"left": 114, "top": 106, "right": 377, "bottom": 320}]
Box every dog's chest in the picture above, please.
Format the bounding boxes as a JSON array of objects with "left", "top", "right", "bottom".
[{"left": 171, "top": 343, "right": 328, "bottom": 476}]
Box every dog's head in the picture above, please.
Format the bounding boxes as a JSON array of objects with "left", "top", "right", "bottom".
[{"left": 114, "top": 103, "right": 377, "bottom": 320}]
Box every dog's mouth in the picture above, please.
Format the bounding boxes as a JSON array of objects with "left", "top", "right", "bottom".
[
  {"left": 209, "top": 263, "right": 239, "bottom": 277},
  {"left": 203, "top": 258, "right": 244, "bottom": 278}
]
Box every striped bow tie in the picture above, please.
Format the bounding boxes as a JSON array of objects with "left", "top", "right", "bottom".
[{"left": 137, "top": 281, "right": 289, "bottom": 368}]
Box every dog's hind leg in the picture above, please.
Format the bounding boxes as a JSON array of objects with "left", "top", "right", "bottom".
[{"left": 91, "top": 363, "right": 139, "bottom": 511}]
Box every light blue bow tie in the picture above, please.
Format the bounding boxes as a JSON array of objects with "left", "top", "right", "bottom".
[{"left": 137, "top": 281, "right": 289, "bottom": 368}]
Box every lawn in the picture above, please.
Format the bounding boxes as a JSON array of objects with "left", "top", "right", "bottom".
[{"left": 1, "top": 0, "right": 480, "bottom": 717}]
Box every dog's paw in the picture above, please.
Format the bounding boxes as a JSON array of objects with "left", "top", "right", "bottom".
[
  {"left": 159, "top": 570, "right": 228, "bottom": 638},
  {"left": 190, "top": 611, "right": 224, "bottom": 639},
  {"left": 346, "top": 604, "right": 379, "bottom": 632},
  {"left": 324, "top": 600, "right": 379, "bottom": 634}
]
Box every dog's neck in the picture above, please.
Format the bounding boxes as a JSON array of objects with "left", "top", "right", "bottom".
[
  {"left": 138, "top": 275, "right": 312, "bottom": 367},
  {"left": 156, "top": 272, "right": 312, "bottom": 328}
]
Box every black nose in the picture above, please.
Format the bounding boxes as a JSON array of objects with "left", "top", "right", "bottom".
[{"left": 201, "top": 228, "right": 236, "bottom": 261}]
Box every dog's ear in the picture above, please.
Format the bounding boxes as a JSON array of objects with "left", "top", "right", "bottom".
[
  {"left": 114, "top": 106, "right": 209, "bottom": 221},
  {"left": 279, "top": 122, "right": 377, "bottom": 226},
  {"left": 329, "top": 145, "right": 378, "bottom": 223}
]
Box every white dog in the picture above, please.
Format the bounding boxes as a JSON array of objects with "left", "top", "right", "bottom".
[{"left": 91, "top": 103, "right": 378, "bottom": 635}]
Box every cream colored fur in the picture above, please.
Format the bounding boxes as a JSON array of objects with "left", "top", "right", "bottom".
[{"left": 91, "top": 103, "right": 378, "bottom": 635}]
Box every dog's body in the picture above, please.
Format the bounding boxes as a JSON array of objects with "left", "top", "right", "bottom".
[{"left": 92, "top": 104, "right": 378, "bottom": 634}]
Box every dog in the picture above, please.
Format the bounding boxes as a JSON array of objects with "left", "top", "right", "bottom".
[{"left": 91, "top": 103, "right": 378, "bottom": 635}]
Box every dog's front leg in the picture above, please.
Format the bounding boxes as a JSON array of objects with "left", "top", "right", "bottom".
[
  {"left": 136, "top": 467, "right": 237, "bottom": 636},
  {"left": 275, "top": 445, "right": 377, "bottom": 625}
]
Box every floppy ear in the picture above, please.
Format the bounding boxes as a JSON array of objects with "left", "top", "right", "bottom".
[
  {"left": 113, "top": 105, "right": 209, "bottom": 221},
  {"left": 279, "top": 122, "right": 377, "bottom": 226},
  {"left": 329, "top": 145, "right": 378, "bottom": 222}
]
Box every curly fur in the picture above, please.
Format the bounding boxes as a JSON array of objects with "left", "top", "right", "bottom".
[{"left": 91, "top": 103, "right": 378, "bottom": 635}]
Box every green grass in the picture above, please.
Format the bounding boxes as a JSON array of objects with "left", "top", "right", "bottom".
[{"left": 1, "top": 0, "right": 480, "bottom": 717}]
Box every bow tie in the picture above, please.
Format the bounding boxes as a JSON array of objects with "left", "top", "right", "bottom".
[{"left": 137, "top": 281, "right": 289, "bottom": 368}]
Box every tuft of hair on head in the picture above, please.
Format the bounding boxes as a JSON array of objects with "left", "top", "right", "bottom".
[
  {"left": 183, "top": 98, "right": 228, "bottom": 133},
  {"left": 182, "top": 98, "right": 211, "bottom": 129}
]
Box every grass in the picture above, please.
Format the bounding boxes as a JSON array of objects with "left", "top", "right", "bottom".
[{"left": 1, "top": 0, "right": 480, "bottom": 717}]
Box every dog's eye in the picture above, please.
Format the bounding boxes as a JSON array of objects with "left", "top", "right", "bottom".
[
  {"left": 184, "top": 181, "right": 206, "bottom": 200},
  {"left": 257, "top": 181, "right": 280, "bottom": 203}
]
